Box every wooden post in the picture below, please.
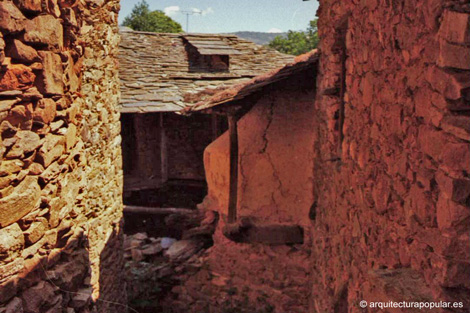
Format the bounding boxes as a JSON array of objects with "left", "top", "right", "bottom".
[
  {"left": 228, "top": 115, "right": 238, "bottom": 224},
  {"left": 159, "top": 113, "right": 168, "bottom": 183},
  {"left": 211, "top": 113, "right": 220, "bottom": 140}
]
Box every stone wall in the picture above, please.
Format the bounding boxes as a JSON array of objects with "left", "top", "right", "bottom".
[
  {"left": 312, "top": 0, "right": 470, "bottom": 312},
  {"left": 0, "top": 0, "right": 125, "bottom": 312}
]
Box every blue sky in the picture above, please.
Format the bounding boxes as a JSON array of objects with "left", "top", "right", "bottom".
[{"left": 119, "top": 0, "right": 319, "bottom": 33}]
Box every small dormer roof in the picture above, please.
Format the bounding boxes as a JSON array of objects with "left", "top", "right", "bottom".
[{"left": 183, "top": 35, "right": 242, "bottom": 55}]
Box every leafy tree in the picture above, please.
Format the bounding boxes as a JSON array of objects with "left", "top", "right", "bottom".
[
  {"left": 268, "top": 19, "right": 319, "bottom": 55},
  {"left": 122, "top": 0, "right": 183, "bottom": 33}
]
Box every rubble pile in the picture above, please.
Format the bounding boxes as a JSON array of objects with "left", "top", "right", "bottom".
[{"left": 124, "top": 210, "right": 217, "bottom": 313}]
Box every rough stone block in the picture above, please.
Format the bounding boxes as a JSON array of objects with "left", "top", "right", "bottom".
[
  {"left": 13, "top": 0, "right": 41, "bottom": 12},
  {"left": 0, "top": 175, "right": 13, "bottom": 190},
  {"left": 23, "top": 15, "right": 63, "bottom": 49},
  {"left": 0, "top": 99, "right": 20, "bottom": 114},
  {"left": 438, "top": 40, "right": 470, "bottom": 70},
  {"left": 35, "top": 51, "right": 64, "bottom": 95},
  {"left": 0, "top": 160, "right": 24, "bottom": 176},
  {"left": 0, "top": 176, "right": 41, "bottom": 227},
  {"left": 417, "top": 125, "right": 447, "bottom": 161},
  {"left": 33, "top": 98, "right": 56, "bottom": 124},
  {"left": 0, "top": 223, "right": 24, "bottom": 262},
  {"left": 5, "top": 130, "right": 41, "bottom": 159},
  {"left": 4, "top": 102, "right": 34, "bottom": 129},
  {"left": 0, "top": 2, "right": 25, "bottom": 33},
  {"left": 46, "top": 0, "right": 61, "bottom": 18},
  {"left": 436, "top": 170, "right": 470, "bottom": 205},
  {"left": 46, "top": 254, "right": 88, "bottom": 290},
  {"left": 439, "top": 10, "right": 470, "bottom": 44},
  {"left": 36, "top": 133, "right": 65, "bottom": 167},
  {"left": 5, "top": 40, "right": 40, "bottom": 63},
  {"left": 441, "top": 115, "right": 470, "bottom": 141},
  {"left": 437, "top": 195, "right": 470, "bottom": 231},
  {"left": 47, "top": 197, "right": 62, "bottom": 228},
  {"left": 0, "top": 64, "right": 36, "bottom": 92},
  {"left": 0, "top": 259, "right": 24, "bottom": 284},
  {"left": 28, "top": 162, "right": 44, "bottom": 175},
  {"left": 65, "top": 124, "right": 77, "bottom": 150},
  {"left": 441, "top": 142, "right": 470, "bottom": 175},
  {"left": 20, "top": 87, "right": 43, "bottom": 102},
  {"left": 3, "top": 297, "right": 23, "bottom": 313},
  {"left": 24, "top": 217, "right": 48, "bottom": 245},
  {"left": 426, "top": 67, "right": 470, "bottom": 100},
  {"left": 21, "top": 281, "right": 58, "bottom": 313},
  {"left": 39, "top": 161, "right": 61, "bottom": 183}
]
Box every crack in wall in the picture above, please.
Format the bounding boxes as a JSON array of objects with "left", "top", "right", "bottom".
[
  {"left": 238, "top": 97, "right": 286, "bottom": 218},
  {"left": 259, "top": 98, "right": 275, "bottom": 154}
]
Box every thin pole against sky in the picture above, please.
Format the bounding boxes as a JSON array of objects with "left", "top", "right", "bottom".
[{"left": 181, "top": 10, "right": 202, "bottom": 33}]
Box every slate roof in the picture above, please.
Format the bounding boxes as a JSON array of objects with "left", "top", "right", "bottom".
[
  {"left": 118, "top": 28, "right": 294, "bottom": 113},
  {"left": 183, "top": 51, "right": 319, "bottom": 114}
]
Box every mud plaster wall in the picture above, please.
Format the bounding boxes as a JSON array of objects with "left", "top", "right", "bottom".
[
  {"left": 194, "top": 82, "right": 316, "bottom": 312},
  {"left": 203, "top": 86, "right": 316, "bottom": 226},
  {"left": 311, "top": 0, "right": 470, "bottom": 312},
  {"left": 0, "top": 0, "right": 125, "bottom": 312}
]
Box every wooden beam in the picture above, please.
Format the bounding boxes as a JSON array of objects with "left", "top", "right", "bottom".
[
  {"left": 222, "top": 219, "right": 304, "bottom": 245},
  {"left": 228, "top": 115, "right": 239, "bottom": 223},
  {"left": 123, "top": 205, "right": 194, "bottom": 215}
]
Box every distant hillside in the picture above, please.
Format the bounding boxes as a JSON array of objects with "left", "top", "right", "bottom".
[{"left": 230, "top": 31, "right": 287, "bottom": 45}]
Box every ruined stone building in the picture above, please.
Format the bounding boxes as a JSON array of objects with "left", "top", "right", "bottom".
[
  {"left": 118, "top": 28, "right": 293, "bottom": 205},
  {"left": 1, "top": 0, "right": 470, "bottom": 312}
]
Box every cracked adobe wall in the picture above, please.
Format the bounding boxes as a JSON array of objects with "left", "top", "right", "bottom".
[
  {"left": 204, "top": 88, "right": 315, "bottom": 226},
  {"left": 0, "top": 0, "right": 125, "bottom": 312},
  {"left": 312, "top": 0, "right": 470, "bottom": 311},
  {"left": 195, "top": 75, "right": 316, "bottom": 312}
]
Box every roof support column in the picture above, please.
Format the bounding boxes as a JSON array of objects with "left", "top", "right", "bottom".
[{"left": 228, "top": 114, "right": 239, "bottom": 224}]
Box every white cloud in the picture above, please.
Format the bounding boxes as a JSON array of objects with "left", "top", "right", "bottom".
[
  {"left": 164, "top": 6, "right": 180, "bottom": 17},
  {"left": 268, "top": 28, "right": 283, "bottom": 33},
  {"left": 192, "top": 7, "right": 214, "bottom": 16}
]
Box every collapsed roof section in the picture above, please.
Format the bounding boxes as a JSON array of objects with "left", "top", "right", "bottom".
[{"left": 182, "top": 51, "right": 320, "bottom": 115}]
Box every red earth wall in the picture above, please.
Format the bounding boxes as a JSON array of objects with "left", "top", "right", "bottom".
[{"left": 195, "top": 83, "right": 317, "bottom": 312}]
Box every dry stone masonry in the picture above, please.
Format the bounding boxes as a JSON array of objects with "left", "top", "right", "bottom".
[
  {"left": 312, "top": 0, "right": 470, "bottom": 311},
  {"left": 0, "top": 0, "right": 125, "bottom": 312}
]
